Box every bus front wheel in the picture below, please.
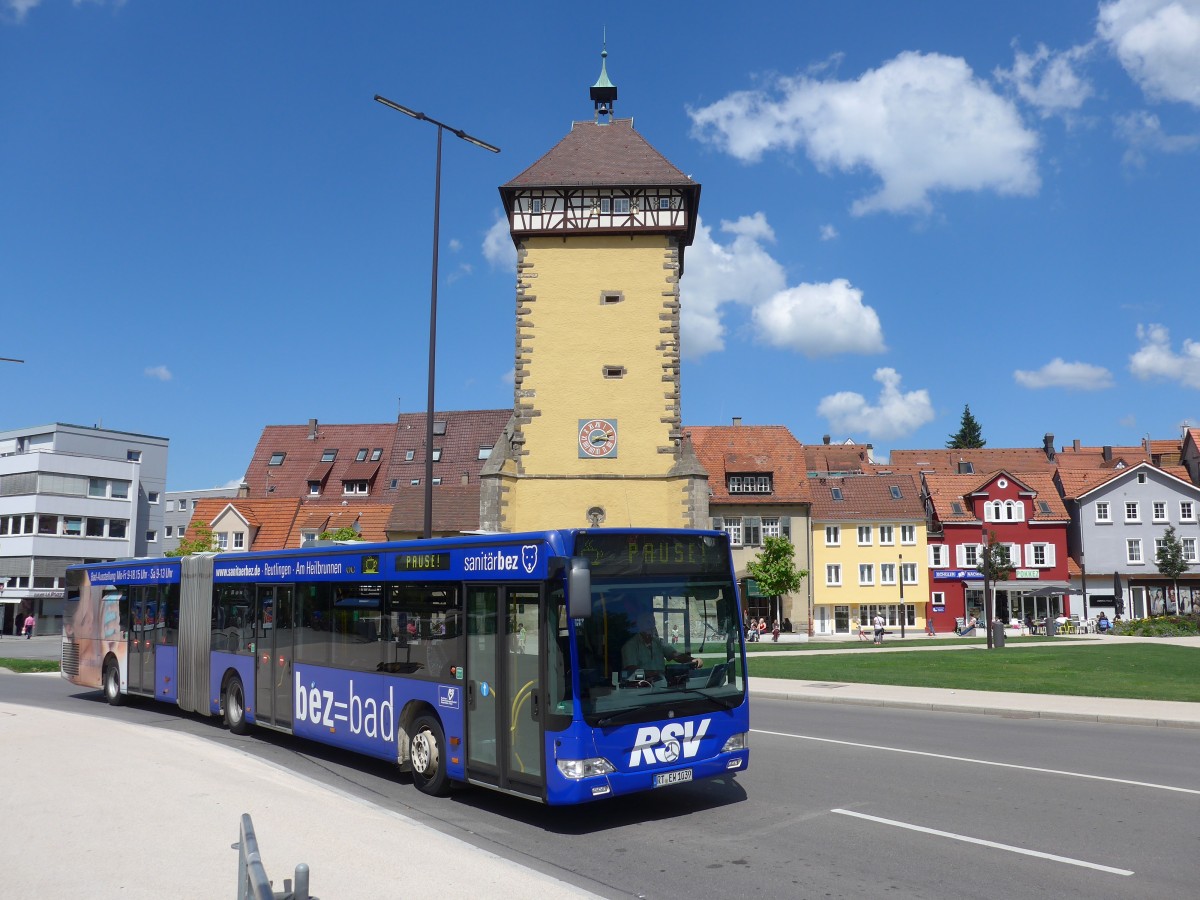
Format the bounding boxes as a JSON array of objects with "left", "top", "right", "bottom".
[
  {"left": 224, "top": 676, "right": 251, "bottom": 735},
  {"left": 409, "top": 715, "right": 449, "bottom": 796},
  {"left": 103, "top": 660, "right": 123, "bottom": 706}
]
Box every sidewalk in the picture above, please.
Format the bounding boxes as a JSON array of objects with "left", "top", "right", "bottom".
[{"left": 0, "top": 693, "right": 602, "bottom": 900}]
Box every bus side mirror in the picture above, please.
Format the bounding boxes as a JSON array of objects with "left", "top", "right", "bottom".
[{"left": 567, "top": 557, "right": 591, "bottom": 619}]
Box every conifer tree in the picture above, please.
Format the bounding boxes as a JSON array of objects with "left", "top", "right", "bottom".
[{"left": 947, "top": 404, "right": 986, "bottom": 449}]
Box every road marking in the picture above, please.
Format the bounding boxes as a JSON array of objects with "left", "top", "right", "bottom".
[
  {"left": 752, "top": 728, "right": 1200, "bottom": 796},
  {"left": 831, "top": 809, "right": 1134, "bottom": 876}
]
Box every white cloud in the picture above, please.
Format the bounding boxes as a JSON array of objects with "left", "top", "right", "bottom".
[
  {"left": 751, "top": 279, "right": 885, "bottom": 357},
  {"left": 1129, "top": 322, "right": 1200, "bottom": 387},
  {"left": 448, "top": 238, "right": 462, "bottom": 252},
  {"left": 680, "top": 214, "right": 787, "bottom": 358},
  {"left": 819, "top": 224, "right": 839, "bottom": 241},
  {"left": 1098, "top": 0, "right": 1200, "bottom": 108},
  {"left": 1013, "top": 358, "right": 1114, "bottom": 389},
  {"left": 994, "top": 42, "right": 1095, "bottom": 118},
  {"left": 482, "top": 215, "right": 516, "bottom": 271},
  {"left": 681, "top": 214, "right": 886, "bottom": 360},
  {"left": 144, "top": 365, "right": 172, "bottom": 381},
  {"left": 816, "top": 368, "right": 935, "bottom": 440},
  {"left": 501, "top": 368, "right": 515, "bottom": 386},
  {"left": 688, "top": 51, "right": 1040, "bottom": 215},
  {"left": 1114, "top": 110, "right": 1200, "bottom": 166}
]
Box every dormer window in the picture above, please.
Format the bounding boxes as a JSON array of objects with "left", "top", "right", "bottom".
[
  {"left": 889, "top": 485, "right": 902, "bottom": 500},
  {"left": 268, "top": 452, "right": 286, "bottom": 466},
  {"left": 355, "top": 448, "right": 368, "bottom": 462},
  {"left": 370, "top": 448, "right": 383, "bottom": 461},
  {"left": 831, "top": 487, "right": 844, "bottom": 501},
  {"left": 320, "top": 449, "right": 337, "bottom": 463},
  {"left": 728, "top": 474, "right": 772, "bottom": 494}
]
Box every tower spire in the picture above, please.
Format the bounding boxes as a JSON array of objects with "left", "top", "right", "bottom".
[{"left": 590, "top": 34, "right": 617, "bottom": 123}]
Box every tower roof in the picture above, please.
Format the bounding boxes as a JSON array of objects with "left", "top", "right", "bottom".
[{"left": 502, "top": 118, "right": 694, "bottom": 189}]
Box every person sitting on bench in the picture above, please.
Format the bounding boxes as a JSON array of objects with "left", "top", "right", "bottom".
[{"left": 956, "top": 615, "right": 978, "bottom": 636}]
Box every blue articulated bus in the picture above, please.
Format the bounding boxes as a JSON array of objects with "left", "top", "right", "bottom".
[{"left": 62, "top": 529, "right": 749, "bottom": 804}]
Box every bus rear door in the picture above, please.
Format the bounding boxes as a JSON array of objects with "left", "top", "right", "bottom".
[{"left": 465, "top": 585, "right": 544, "bottom": 798}]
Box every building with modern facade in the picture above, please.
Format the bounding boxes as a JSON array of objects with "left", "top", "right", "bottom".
[{"left": 0, "top": 423, "right": 167, "bottom": 635}]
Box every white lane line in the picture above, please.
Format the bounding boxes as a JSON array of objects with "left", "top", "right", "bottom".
[
  {"left": 752, "top": 728, "right": 1200, "bottom": 796},
  {"left": 831, "top": 809, "right": 1134, "bottom": 876}
]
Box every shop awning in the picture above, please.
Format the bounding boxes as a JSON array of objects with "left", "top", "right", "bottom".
[{"left": 1021, "top": 582, "right": 1081, "bottom": 597}]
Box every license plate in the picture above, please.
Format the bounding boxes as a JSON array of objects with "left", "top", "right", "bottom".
[{"left": 653, "top": 768, "right": 693, "bottom": 788}]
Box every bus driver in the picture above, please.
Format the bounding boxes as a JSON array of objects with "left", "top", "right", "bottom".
[{"left": 621, "top": 612, "right": 702, "bottom": 684}]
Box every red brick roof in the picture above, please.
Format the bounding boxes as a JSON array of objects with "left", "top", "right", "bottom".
[
  {"left": 887, "top": 448, "right": 1056, "bottom": 476},
  {"left": 686, "top": 425, "right": 812, "bottom": 505},
  {"left": 503, "top": 119, "right": 694, "bottom": 188},
  {"left": 386, "top": 484, "right": 489, "bottom": 536},
  {"left": 922, "top": 471, "right": 1068, "bottom": 523},
  {"left": 187, "top": 498, "right": 301, "bottom": 551},
  {"left": 809, "top": 475, "right": 924, "bottom": 522},
  {"left": 244, "top": 423, "right": 398, "bottom": 499},
  {"left": 283, "top": 502, "right": 392, "bottom": 547}
]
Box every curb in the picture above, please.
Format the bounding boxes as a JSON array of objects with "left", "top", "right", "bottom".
[{"left": 750, "top": 689, "right": 1200, "bottom": 731}]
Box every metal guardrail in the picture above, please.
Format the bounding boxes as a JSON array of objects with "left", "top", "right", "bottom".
[{"left": 234, "top": 813, "right": 313, "bottom": 900}]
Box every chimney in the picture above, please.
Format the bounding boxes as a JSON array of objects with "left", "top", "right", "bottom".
[
  {"left": 823, "top": 434, "right": 831, "bottom": 445},
  {"left": 237, "top": 481, "right": 249, "bottom": 499},
  {"left": 1073, "top": 439, "right": 1081, "bottom": 451},
  {"left": 308, "top": 418, "right": 318, "bottom": 440},
  {"left": 1103, "top": 445, "right": 1112, "bottom": 463},
  {"left": 732, "top": 417, "right": 742, "bottom": 427},
  {"left": 1043, "top": 433, "right": 1055, "bottom": 461}
]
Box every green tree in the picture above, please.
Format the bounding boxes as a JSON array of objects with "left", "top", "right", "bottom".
[
  {"left": 318, "top": 526, "right": 362, "bottom": 542},
  {"left": 1155, "top": 525, "right": 1189, "bottom": 614},
  {"left": 745, "top": 535, "right": 808, "bottom": 612},
  {"left": 946, "top": 404, "right": 986, "bottom": 449},
  {"left": 165, "top": 520, "right": 218, "bottom": 557},
  {"left": 978, "top": 531, "right": 1015, "bottom": 583}
]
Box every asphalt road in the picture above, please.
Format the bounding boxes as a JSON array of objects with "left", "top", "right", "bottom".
[{"left": 5, "top": 670, "right": 1197, "bottom": 899}]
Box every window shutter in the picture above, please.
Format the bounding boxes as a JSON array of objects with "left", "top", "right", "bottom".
[
  {"left": 956, "top": 545, "right": 967, "bottom": 567},
  {"left": 711, "top": 516, "right": 724, "bottom": 531},
  {"left": 780, "top": 516, "right": 791, "bottom": 539},
  {"left": 1045, "top": 544, "right": 1056, "bottom": 567}
]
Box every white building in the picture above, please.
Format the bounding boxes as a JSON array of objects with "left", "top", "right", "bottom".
[{"left": 0, "top": 423, "right": 168, "bottom": 636}]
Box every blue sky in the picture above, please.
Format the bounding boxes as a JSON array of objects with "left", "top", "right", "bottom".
[{"left": 4, "top": 1, "right": 1199, "bottom": 490}]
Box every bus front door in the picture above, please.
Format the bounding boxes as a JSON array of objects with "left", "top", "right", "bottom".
[
  {"left": 254, "top": 585, "right": 295, "bottom": 729},
  {"left": 465, "top": 585, "right": 544, "bottom": 797}
]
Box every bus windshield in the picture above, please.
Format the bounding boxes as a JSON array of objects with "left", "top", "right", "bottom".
[{"left": 574, "top": 576, "right": 745, "bottom": 726}]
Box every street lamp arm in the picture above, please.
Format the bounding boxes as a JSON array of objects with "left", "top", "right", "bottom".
[{"left": 374, "top": 95, "right": 500, "bottom": 153}]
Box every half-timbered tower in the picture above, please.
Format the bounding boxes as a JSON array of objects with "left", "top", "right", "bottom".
[{"left": 480, "top": 50, "right": 706, "bottom": 532}]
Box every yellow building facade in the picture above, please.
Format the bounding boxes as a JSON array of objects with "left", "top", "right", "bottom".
[{"left": 809, "top": 477, "right": 930, "bottom": 636}]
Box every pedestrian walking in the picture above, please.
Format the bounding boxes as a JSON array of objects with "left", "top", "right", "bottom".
[
  {"left": 872, "top": 612, "right": 885, "bottom": 645},
  {"left": 24, "top": 613, "right": 35, "bottom": 639}
]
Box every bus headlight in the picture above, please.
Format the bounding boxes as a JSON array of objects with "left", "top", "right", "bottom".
[
  {"left": 721, "top": 732, "right": 747, "bottom": 752},
  {"left": 557, "top": 757, "right": 616, "bottom": 780}
]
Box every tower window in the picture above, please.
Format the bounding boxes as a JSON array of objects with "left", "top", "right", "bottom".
[
  {"left": 600, "top": 197, "right": 611, "bottom": 213},
  {"left": 600, "top": 291, "right": 624, "bottom": 305},
  {"left": 614, "top": 197, "right": 630, "bottom": 214},
  {"left": 659, "top": 197, "right": 671, "bottom": 210},
  {"left": 603, "top": 366, "right": 626, "bottom": 379},
  {"left": 531, "top": 198, "right": 543, "bottom": 213}
]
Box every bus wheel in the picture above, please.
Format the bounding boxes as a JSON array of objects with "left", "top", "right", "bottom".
[
  {"left": 224, "top": 676, "right": 251, "bottom": 735},
  {"left": 409, "top": 715, "right": 449, "bottom": 796},
  {"left": 103, "top": 661, "right": 124, "bottom": 706}
]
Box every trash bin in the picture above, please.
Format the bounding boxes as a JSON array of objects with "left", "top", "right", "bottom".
[
  {"left": 992, "top": 620, "right": 1006, "bottom": 648},
  {"left": 1047, "top": 618, "right": 1057, "bottom": 637}
]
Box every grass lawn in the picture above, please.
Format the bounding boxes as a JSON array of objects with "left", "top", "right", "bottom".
[
  {"left": 748, "top": 644, "right": 1200, "bottom": 703},
  {"left": 0, "top": 658, "right": 60, "bottom": 674}
]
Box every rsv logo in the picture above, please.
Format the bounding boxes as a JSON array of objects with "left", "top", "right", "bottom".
[{"left": 628, "top": 719, "right": 711, "bottom": 767}]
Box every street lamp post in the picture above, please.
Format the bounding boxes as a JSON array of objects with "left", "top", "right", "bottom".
[
  {"left": 374, "top": 95, "right": 499, "bottom": 539},
  {"left": 982, "top": 530, "right": 994, "bottom": 650}
]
